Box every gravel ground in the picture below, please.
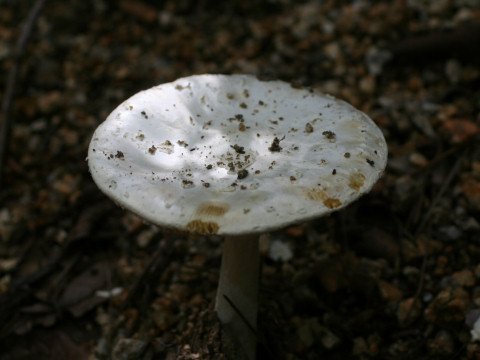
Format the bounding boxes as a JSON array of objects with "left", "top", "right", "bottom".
[{"left": 1, "top": 0, "right": 480, "bottom": 359}]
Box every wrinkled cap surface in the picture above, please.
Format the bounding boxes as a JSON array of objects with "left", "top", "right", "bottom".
[{"left": 88, "top": 74, "right": 387, "bottom": 235}]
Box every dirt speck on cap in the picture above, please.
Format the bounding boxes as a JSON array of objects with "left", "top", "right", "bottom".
[
  {"left": 268, "top": 136, "right": 284, "bottom": 152},
  {"left": 322, "top": 131, "right": 336, "bottom": 141},
  {"left": 237, "top": 169, "right": 248, "bottom": 179},
  {"left": 305, "top": 123, "right": 314, "bottom": 133},
  {"left": 231, "top": 144, "right": 245, "bottom": 154}
]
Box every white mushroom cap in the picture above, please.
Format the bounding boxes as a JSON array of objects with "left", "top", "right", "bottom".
[{"left": 88, "top": 74, "right": 387, "bottom": 235}]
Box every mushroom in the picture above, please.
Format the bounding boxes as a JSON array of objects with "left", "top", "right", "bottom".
[{"left": 87, "top": 74, "right": 388, "bottom": 359}]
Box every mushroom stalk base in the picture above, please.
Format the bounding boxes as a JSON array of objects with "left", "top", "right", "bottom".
[{"left": 216, "top": 235, "right": 260, "bottom": 360}]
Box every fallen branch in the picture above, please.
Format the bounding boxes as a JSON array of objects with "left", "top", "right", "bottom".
[{"left": 0, "top": 0, "right": 48, "bottom": 187}]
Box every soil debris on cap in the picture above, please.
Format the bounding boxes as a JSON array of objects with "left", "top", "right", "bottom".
[
  {"left": 237, "top": 169, "right": 249, "bottom": 179},
  {"left": 268, "top": 136, "right": 285, "bottom": 152},
  {"left": 322, "top": 131, "right": 336, "bottom": 141},
  {"left": 231, "top": 144, "right": 245, "bottom": 154}
]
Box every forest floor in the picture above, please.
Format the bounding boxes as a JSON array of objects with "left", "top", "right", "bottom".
[{"left": 2, "top": 0, "right": 480, "bottom": 359}]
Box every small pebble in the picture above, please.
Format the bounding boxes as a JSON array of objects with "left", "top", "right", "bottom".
[
  {"left": 378, "top": 280, "right": 403, "bottom": 303},
  {"left": 445, "top": 59, "right": 462, "bottom": 84},
  {"left": 397, "top": 298, "right": 422, "bottom": 326},
  {"left": 452, "top": 270, "right": 475, "bottom": 287},
  {"left": 268, "top": 239, "right": 293, "bottom": 262},
  {"left": 409, "top": 152, "right": 428, "bottom": 167},
  {"left": 112, "top": 338, "right": 148, "bottom": 360},
  {"left": 427, "top": 330, "right": 455, "bottom": 355},
  {"left": 425, "top": 287, "right": 470, "bottom": 324}
]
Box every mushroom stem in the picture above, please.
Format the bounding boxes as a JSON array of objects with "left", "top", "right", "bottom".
[{"left": 216, "top": 234, "right": 260, "bottom": 360}]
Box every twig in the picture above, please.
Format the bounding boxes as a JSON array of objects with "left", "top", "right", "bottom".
[
  {"left": 388, "top": 24, "right": 480, "bottom": 65},
  {"left": 223, "top": 294, "right": 257, "bottom": 335},
  {"left": 415, "top": 148, "right": 467, "bottom": 236},
  {"left": 406, "top": 143, "right": 468, "bottom": 230},
  {"left": 120, "top": 237, "right": 174, "bottom": 311},
  {"left": 409, "top": 143, "right": 468, "bottom": 177},
  {"left": 0, "top": 0, "right": 48, "bottom": 187},
  {"left": 403, "top": 149, "right": 468, "bottom": 325}
]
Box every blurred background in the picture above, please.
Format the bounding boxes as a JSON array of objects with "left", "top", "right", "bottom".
[{"left": 1, "top": 1, "right": 480, "bottom": 359}]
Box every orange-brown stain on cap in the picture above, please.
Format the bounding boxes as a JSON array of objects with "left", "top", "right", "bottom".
[
  {"left": 305, "top": 188, "right": 342, "bottom": 209},
  {"left": 348, "top": 173, "right": 366, "bottom": 191},
  {"left": 187, "top": 220, "right": 219, "bottom": 234},
  {"left": 195, "top": 202, "right": 230, "bottom": 217},
  {"left": 323, "top": 198, "right": 342, "bottom": 209},
  {"left": 306, "top": 188, "right": 326, "bottom": 201}
]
